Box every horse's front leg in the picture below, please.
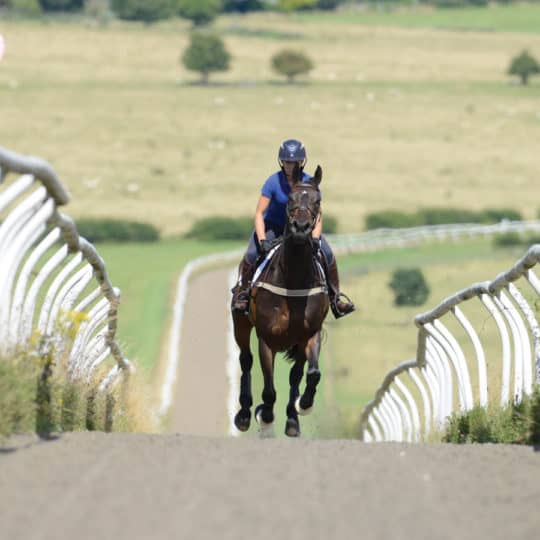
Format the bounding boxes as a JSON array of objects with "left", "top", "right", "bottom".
[
  {"left": 296, "top": 332, "right": 322, "bottom": 416},
  {"left": 285, "top": 353, "right": 306, "bottom": 437},
  {"left": 255, "top": 338, "right": 276, "bottom": 436},
  {"left": 233, "top": 311, "right": 253, "bottom": 432}
]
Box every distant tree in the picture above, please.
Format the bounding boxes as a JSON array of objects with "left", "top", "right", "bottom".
[
  {"left": 508, "top": 50, "right": 540, "bottom": 86},
  {"left": 223, "top": 0, "right": 263, "bottom": 12},
  {"left": 177, "top": 0, "right": 222, "bottom": 26},
  {"left": 39, "top": 0, "right": 83, "bottom": 10},
  {"left": 276, "top": 0, "right": 317, "bottom": 11},
  {"left": 111, "top": 0, "right": 175, "bottom": 22},
  {"left": 388, "top": 268, "right": 430, "bottom": 307},
  {"left": 182, "top": 32, "right": 231, "bottom": 84},
  {"left": 316, "top": 0, "right": 344, "bottom": 9},
  {"left": 9, "top": 0, "right": 42, "bottom": 14},
  {"left": 271, "top": 49, "right": 313, "bottom": 83}
]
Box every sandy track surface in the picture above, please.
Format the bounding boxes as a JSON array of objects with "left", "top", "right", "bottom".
[
  {"left": 1, "top": 433, "right": 539, "bottom": 540},
  {"left": 169, "top": 267, "right": 232, "bottom": 436}
]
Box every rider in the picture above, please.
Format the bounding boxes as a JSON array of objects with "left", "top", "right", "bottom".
[{"left": 231, "top": 138, "right": 355, "bottom": 319}]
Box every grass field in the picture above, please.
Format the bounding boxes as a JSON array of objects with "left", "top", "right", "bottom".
[{"left": 1, "top": 7, "right": 540, "bottom": 236}]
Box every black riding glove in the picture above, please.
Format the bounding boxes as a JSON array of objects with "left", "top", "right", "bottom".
[
  {"left": 312, "top": 237, "right": 321, "bottom": 257},
  {"left": 259, "top": 239, "right": 273, "bottom": 256}
]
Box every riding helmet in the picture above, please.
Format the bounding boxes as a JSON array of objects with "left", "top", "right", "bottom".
[{"left": 278, "top": 139, "right": 307, "bottom": 163}]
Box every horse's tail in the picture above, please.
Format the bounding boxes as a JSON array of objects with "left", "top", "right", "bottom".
[{"left": 284, "top": 345, "right": 299, "bottom": 363}]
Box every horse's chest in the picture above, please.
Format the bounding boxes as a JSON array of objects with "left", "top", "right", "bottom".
[{"left": 260, "top": 297, "right": 318, "bottom": 337}]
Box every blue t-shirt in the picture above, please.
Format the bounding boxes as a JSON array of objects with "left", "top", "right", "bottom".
[{"left": 261, "top": 170, "right": 315, "bottom": 229}]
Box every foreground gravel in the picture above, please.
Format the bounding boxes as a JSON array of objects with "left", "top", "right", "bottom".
[{"left": 1, "top": 433, "right": 539, "bottom": 540}]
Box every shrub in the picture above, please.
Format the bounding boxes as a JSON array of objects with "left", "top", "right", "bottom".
[
  {"left": 182, "top": 31, "right": 231, "bottom": 84},
  {"left": 39, "top": 0, "right": 83, "bottom": 10},
  {"left": 271, "top": 49, "right": 314, "bottom": 83},
  {"left": 177, "top": 0, "right": 222, "bottom": 26},
  {"left": 276, "top": 0, "right": 317, "bottom": 10},
  {"left": 493, "top": 232, "right": 523, "bottom": 247},
  {"left": 443, "top": 389, "right": 540, "bottom": 445},
  {"left": 10, "top": 0, "right": 41, "bottom": 13},
  {"left": 76, "top": 218, "right": 160, "bottom": 243},
  {"left": 365, "top": 207, "right": 523, "bottom": 231},
  {"left": 223, "top": 0, "right": 263, "bottom": 11},
  {"left": 323, "top": 214, "right": 338, "bottom": 234},
  {"left": 111, "top": 0, "right": 175, "bottom": 22},
  {"left": 184, "top": 216, "right": 253, "bottom": 241},
  {"left": 365, "top": 210, "right": 423, "bottom": 230},
  {"left": 317, "top": 0, "right": 344, "bottom": 9},
  {"left": 508, "top": 49, "right": 540, "bottom": 86},
  {"left": 388, "top": 268, "right": 430, "bottom": 307}
]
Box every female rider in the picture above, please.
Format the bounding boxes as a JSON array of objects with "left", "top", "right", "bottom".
[{"left": 232, "top": 138, "right": 355, "bottom": 319}]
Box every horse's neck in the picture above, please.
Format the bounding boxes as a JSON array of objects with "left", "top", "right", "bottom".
[{"left": 281, "top": 238, "right": 314, "bottom": 289}]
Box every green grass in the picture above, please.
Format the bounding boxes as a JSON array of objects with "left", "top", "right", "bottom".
[
  {"left": 297, "top": 4, "right": 540, "bottom": 34},
  {"left": 96, "top": 238, "right": 242, "bottom": 374}
]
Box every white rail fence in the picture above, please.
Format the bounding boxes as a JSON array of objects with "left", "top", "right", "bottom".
[
  {"left": 0, "top": 146, "right": 132, "bottom": 392},
  {"left": 359, "top": 245, "right": 540, "bottom": 443}
]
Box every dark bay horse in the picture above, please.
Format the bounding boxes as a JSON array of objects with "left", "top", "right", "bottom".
[{"left": 231, "top": 165, "right": 330, "bottom": 437}]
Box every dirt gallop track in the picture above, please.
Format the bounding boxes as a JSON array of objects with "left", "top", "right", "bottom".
[
  {"left": 1, "top": 434, "right": 539, "bottom": 540},
  {"left": 2, "top": 268, "right": 540, "bottom": 540}
]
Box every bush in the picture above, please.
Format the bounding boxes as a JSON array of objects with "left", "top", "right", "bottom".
[
  {"left": 271, "top": 49, "right": 314, "bottom": 83},
  {"left": 184, "top": 216, "right": 253, "bottom": 241},
  {"left": 76, "top": 218, "right": 160, "bottom": 243},
  {"left": 388, "top": 268, "right": 430, "bottom": 307},
  {"left": 443, "top": 388, "right": 540, "bottom": 445},
  {"left": 9, "top": 0, "right": 41, "bottom": 13},
  {"left": 223, "top": 0, "right": 263, "bottom": 11},
  {"left": 111, "top": 0, "right": 175, "bottom": 22},
  {"left": 177, "top": 0, "right": 222, "bottom": 26},
  {"left": 323, "top": 214, "right": 338, "bottom": 234},
  {"left": 365, "top": 210, "right": 423, "bottom": 230},
  {"left": 494, "top": 232, "right": 540, "bottom": 249},
  {"left": 508, "top": 49, "right": 540, "bottom": 86},
  {"left": 39, "top": 0, "right": 83, "bottom": 10},
  {"left": 365, "top": 207, "right": 523, "bottom": 230},
  {"left": 276, "top": 0, "right": 317, "bottom": 10}
]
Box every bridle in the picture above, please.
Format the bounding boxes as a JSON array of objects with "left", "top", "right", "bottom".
[{"left": 285, "top": 186, "right": 321, "bottom": 235}]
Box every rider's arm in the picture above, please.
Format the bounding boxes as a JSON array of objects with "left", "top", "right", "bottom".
[
  {"left": 255, "top": 195, "right": 270, "bottom": 242},
  {"left": 312, "top": 213, "right": 323, "bottom": 239}
]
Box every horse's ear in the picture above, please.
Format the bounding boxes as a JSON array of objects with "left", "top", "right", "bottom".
[
  {"left": 313, "top": 165, "right": 322, "bottom": 186},
  {"left": 292, "top": 162, "right": 302, "bottom": 184}
]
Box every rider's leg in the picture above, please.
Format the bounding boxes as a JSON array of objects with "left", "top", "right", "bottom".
[
  {"left": 231, "top": 230, "right": 278, "bottom": 312},
  {"left": 319, "top": 235, "right": 355, "bottom": 319}
]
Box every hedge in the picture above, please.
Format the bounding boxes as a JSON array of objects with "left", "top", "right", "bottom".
[
  {"left": 366, "top": 207, "right": 523, "bottom": 230},
  {"left": 76, "top": 218, "right": 160, "bottom": 243}
]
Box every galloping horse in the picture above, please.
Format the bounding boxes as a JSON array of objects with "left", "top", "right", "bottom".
[{"left": 231, "top": 164, "right": 329, "bottom": 437}]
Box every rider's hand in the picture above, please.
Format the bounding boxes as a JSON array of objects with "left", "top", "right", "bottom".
[
  {"left": 259, "top": 239, "right": 273, "bottom": 256},
  {"left": 312, "top": 237, "right": 321, "bottom": 257}
]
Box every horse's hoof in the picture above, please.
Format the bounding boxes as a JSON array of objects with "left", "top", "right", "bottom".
[
  {"left": 234, "top": 410, "right": 251, "bottom": 432},
  {"left": 295, "top": 397, "right": 313, "bottom": 416},
  {"left": 255, "top": 404, "right": 274, "bottom": 426},
  {"left": 285, "top": 418, "right": 300, "bottom": 438}
]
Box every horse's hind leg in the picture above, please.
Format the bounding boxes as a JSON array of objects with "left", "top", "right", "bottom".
[
  {"left": 232, "top": 312, "right": 253, "bottom": 432},
  {"left": 285, "top": 354, "right": 306, "bottom": 437},
  {"left": 296, "top": 332, "right": 322, "bottom": 416},
  {"left": 255, "top": 338, "right": 276, "bottom": 434}
]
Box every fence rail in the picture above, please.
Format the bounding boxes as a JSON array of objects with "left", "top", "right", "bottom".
[
  {"left": 0, "top": 146, "right": 132, "bottom": 392},
  {"left": 359, "top": 245, "right": 540, "bottom": 443}
]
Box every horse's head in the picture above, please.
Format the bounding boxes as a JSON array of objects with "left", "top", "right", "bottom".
[{"left": 286, "top": 163, "right": 322, "bottom": 243}]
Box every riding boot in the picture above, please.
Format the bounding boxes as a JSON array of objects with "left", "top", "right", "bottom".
[
  {"left": 231, "top": 258, "right": 255, "bottom": 313},
  {"left": 326, "top": 258, "right": 355, "bottom": 319}
]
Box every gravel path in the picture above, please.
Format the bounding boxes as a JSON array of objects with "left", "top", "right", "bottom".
[{"left": 1, "top": 434, "right": 539, "bottom": 540}]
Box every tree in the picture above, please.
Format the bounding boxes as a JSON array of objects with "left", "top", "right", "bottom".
[
  {"left": 271, "top": 49, "right": 313, "bottom": 83},
  {"left": 276, "top": 0, "right": 316, "bottom": 10},
  {"left": 39, "top": 0, "right": 83, "bottom": 10},
  {"left": 111, "top": 0, "right": 175, "bottom": 22},
  {"left": 508, "top": 50, "right": 540, "bottom": 86},
  {"left": 223, "top": 0, "right": 263, "bottom": 12},
  {"left": 182, "top": 32, "right": 231, "bottom": 84},
  {"left": 388, "top": 268, "right": 430, "bottom": 307},
  {"left": 177, "top": 0, "right": 222, "bottom": 26}
]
